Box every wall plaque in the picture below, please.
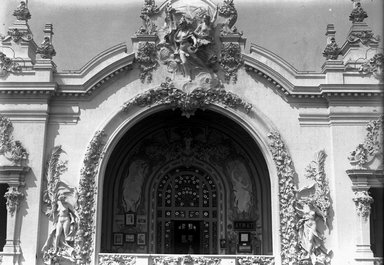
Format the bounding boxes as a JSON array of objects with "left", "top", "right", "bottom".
[{"left": 233, "top": 221, "right": 255, "bottom": 231}]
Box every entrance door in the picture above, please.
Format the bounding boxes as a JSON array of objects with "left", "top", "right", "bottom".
[
  {"left": 155, "top": 166, "right": 218, "bottom": 254},
  {"left": 173, "top": 220, "right": 200, "bottom": 254}
]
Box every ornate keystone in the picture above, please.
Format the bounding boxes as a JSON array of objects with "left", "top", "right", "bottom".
[
  {"left": 353, "top": 190, "right": 373, "bottom": 220},
  {"left": 349, "top": 2, "right": 368, "bottom": 23},
  {"left": 13, "top": 1, "right": 31, "bottom": 21},
  {"left": 122, "top": 78, "right": 252, "bottom": 118},
  {"left": 4, "top": 186, "right": 24, "bottom": 216},
  {"left": 0, "top": 52, "right": 22, "bottom": 77}
]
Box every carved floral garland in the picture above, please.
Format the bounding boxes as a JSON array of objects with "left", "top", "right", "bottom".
[
  {"left": 268, "top": 132, "right": 298, "bottom": 265},
  {"left": 122, "top": 79, "right": 252, "bottom": 117},
  {"left": 353, "top": 190, "right": 373, "bottom": 220},
  {"left": 99, "top": 254, "right": 136, "bottom": 265},
  {"left": 152, "top": 256, "right": 221, "bottom": 265},
  {"left": 238, "top": 256, "right": 275, "bottom": 265},
  {"left": 136, "top": 42, "right": 158, "bottom": 83},
  {"left": 75, "top": 130, "right": 106, "bottom": 264},
  {"left": 348, "top": 115, "right": 383, "bottom": 168},
  {"left": 359, "top": 53, "right": 383, "bottom": 81},
  {"left": 0, "top": 114, "right": 28, "bottom": 165},
  {"left": 220, "top": 42, "right": 243, "bottom": 84},
  {"left": 4, "top": 186, "right": 24, "bottom": 217},
  {"left": 0, "top": 52, "right": 22, "bottom": 78}
]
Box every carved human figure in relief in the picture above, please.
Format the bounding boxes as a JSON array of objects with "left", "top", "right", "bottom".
[
  {"left": 194, "top": 6, "right": 218, "bottom": 48},
  {"left": 122, "top": 160, "right": 148, "bottom": 212}
]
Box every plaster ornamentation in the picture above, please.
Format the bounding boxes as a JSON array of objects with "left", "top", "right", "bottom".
[
  {"left": 374, "top": 258, "right": 383, "bottom": 265},
  {"left": 41, "top": 146, "right": 79, "bottom": 264},
  {"left": 2, "top": 28, "right": 33, "bottom": 43},
  {"left": 353, "top": 190, "right": 373, "bottom": 220},
  {"left": 0, "top": 115, "right": 28, "bottom": 165},
  {"left": 218, "top": 0, "right": 239, "bottom": 35},
  {"left": 153, "top": 256, "right": 182, "bottom": 265},
  {"left": 359, "top": 53, "right": 384, "bottom": 81},
  {"left": 296, "top": 150, "right": 332, "bottom": 265},
  {"left": 0, "top": 52, "right": 22, "bottom": 78},
  {"left": 322, "top": 38, "right": 340, "bottom": 60},
  {"left": 75, "top": 130, "right": 106, "bottom": 265},
  {"left": 347, "top": 31, "right": 379, "bottom": 46},
  {"left": 349, "top": 2, "right": 368, "bottom": 23},
  {"left": 136, "top": 42, "right": 158, "bottom": 83},
  {"left": 122, "top": 78, "right": 252, "bottom": 117},
  {"left": 4, "top": 186, "right": 24, "bottom": 217},
  {"left": 99, "top": 254, "right": 136, "bottom": 265},
  {"left": 348, "top": 116, "right": 383, "bottom": 169},
  {"left": 181, "top": 256, "right": 221, "bottom": 265},
  {"left": 138, "top": 0, "right": 159, "bottom": 34},
  {"left": 237, "top": 256, "right": 275, "bottom": 265},
  {"left": 267, "top": 132, "right": 298, "bottom": 265},
  {"left": 13, "top": 1, "right": 31, "bottom": 21},
  {"left": 36, "top": 37, "right": 56, "bottom": 59},
  {"left": 220, "top": 42, "right": 243, "bottom": 84}
]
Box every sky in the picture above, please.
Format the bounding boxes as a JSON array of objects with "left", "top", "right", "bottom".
[{"left": 1, "top": 0, "right": 383, "bottom": 71}]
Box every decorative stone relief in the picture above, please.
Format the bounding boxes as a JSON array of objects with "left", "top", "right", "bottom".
[
  {"left": 136, "top": 42, "right": 158, "bottom": 83},
  {"left": 122, "top": 78, "right": 252, "bottom": 117},
  {"left": 296, "top": 150, "right": 332, "bottom": 265},
  {"left": 352, "top": 190, "right": 373, "bottom": 220},
  {"left": 322, "top": 37, "right": 340, "bottom": 60},
  {"left": 220, "top": 42, "right": 243, "bottom": 83},
  {"left": 138, "top": 0, "right": 159, "bottom": 34},
  {"left": 267, "top": 132, "right": 298, "bottom": 265},
  {"left": 0, "top": 115, "right": 28, "bottom": 165},
  {"left": 4, "top": 186, "right": 24, "bottom": 217},
  {"left": 153, "top": 256, "right": 221, "bottom": 265},
  {"left": 99, "top": 254, "right": 136, "bottom": 265},
  {"left": 13, "top": 1, "right": 31, "bottom": 21},
  {"left": 41, "top": 146, "right": 79, "bottom": 264},
  {"left": 237, "top": 256, "right": 275, "bottom": 265},
  {"left": 153, "top": 256, "right": 182, "bottom": 265},
  {"left": 0, "top": 52, "right": 22, "bottom": 77},
  {"left": 2, "top": 28, "right": 33, "bottom": 43},
  {"left": 349, "top": 2, "right": 367, "bottom": 23},
  {"left": 348, "top": 116, "right": 383, "bottom": 169},
  {"left": 218, "top": 0, "right": 239, "bottom": 35},
  {"left": 36, "top": 37, "right": 56, "bottom": 59},
  {"left": 75, "top": 130, "right": 106, "bottom": 265},
  {"left": 347, "top": 31, "right": 380, "bottom": 46},
  {"left": 358, "top": 53, "right": 383, "bottom": 81}
]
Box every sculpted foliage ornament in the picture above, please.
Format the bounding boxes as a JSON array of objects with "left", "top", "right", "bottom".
[
  {"left": 138, "top": 0, "right": 159, "bottom": 34},
  {"left": 99, "top": 254, "right": 136, "bottom": 265},
  {"left": 359, "top": 53, "right": 383, "bottom": 81},
  {"left": 2, "top": 28, "right": 33, "bottom": 43},
  {"left": 0, "top": 52, "right": 22, "bottom": 77},
  {"left": 4, "top": 186, "right": 24, "bottom": 217},
  {"left": 348, "top": 116, "right": 383, "bottom": 168},
  {"left": 153, "top": 256, "right": 182, "bottom": 265},
  {"left": 13, "top": 1, "right": 31, "bottom": 21},
  {"left": 238, "top": 256, "right": 275, "bottom": 265},
  {"left": 267, "top": 132, "right": 298, "bottom": 265},
  {"left": 322, "top": 38, "right": 340, "bottom": 60},
  {"left": 41, "top": 146, "right": 79, "bottom": 264},
  {"left": 220, "top": 42, "right": 243, "bottom": 83},
  {"left": 75, "top": 130, "right": 106, "bottom": 265},
  {"left": 0, "top": 114, "right": 28, "bottom": 165},
  {"left": 36, "top": 37, "right": 56, "bottom": 59},
  {"left": 218, "top": 0, "right": 239, "bottom": 35},
  {"left": 122, "top": 78, "right": 252, "bottom": 117},
  {"left": 136, "top": 42, "right": 158, "bottom": 83},
  {"left": 353, "top": 190, "right": 373, "bottom": 220},
  {"left": 349, "top": 2, "right": 367, "bottom": 23},
  {"left": 347, "top": 31, "right": 380, "bottom": 46}
]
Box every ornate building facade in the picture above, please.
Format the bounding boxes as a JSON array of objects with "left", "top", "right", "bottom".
[{"left": 0, "top": 0, "right": 383, "bottom": 265}]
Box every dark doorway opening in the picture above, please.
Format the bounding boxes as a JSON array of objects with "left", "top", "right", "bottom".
[{"left": 173, "top": 220, "right": 201, "bottom": 254}]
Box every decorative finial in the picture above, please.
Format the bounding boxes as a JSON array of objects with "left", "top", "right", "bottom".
[
  {"left": 349, "top": 1, "right": 368, "bottom": 23},
  {"left": 36, "top": 24, "right": 56, "bottom": 59},
  {"left": 323, "top": 24, "right": 340, "bottom": 60},
  {"left": 13, "top": 1, "right": 31, "bottom": 21}
]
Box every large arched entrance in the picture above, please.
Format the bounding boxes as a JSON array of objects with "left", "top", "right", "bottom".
[{"left": 101, "top": 109, "right": 272, "bottom": 255}]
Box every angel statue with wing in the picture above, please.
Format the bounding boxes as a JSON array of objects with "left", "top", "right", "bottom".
[{"left": 41, "top": 146, "right": 79, "bottom": 264}]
